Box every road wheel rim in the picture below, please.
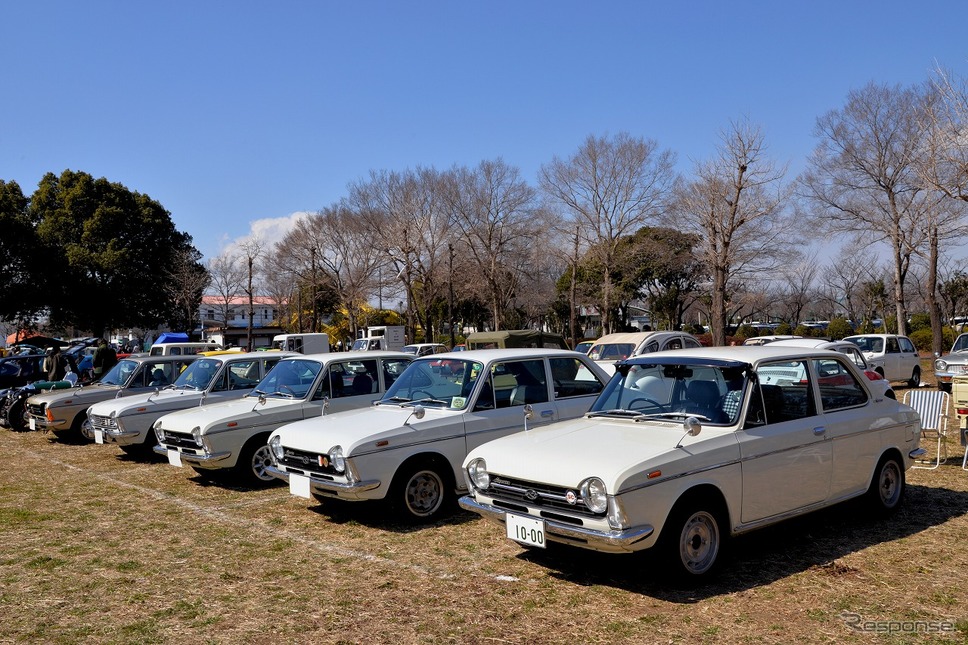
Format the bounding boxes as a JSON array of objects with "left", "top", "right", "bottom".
[
  {"left": 879, "top": 461, "right": 901, "bottom": 507},
  {"left": 251, "top": 445, "right": 275, "bottom": 481},
  {"left": 679, "top": 510, "right": 720, "bottom": 575},
  {"left": 405, "top": 469, "right": 443, "bottom": 517}
]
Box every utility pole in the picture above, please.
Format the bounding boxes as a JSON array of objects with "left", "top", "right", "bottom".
[
  {"left": 448, "top": 243, "right": 456, "bottom": 348},
  {"left": 570, "top": 224, "right": 579, "bottom": 348}
]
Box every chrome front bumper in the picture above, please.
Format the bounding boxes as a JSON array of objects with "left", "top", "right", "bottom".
[
  {"left": 152, "top": 444, "right": 232, "bottom": 467},
  {"left": 266, "top": 465, "right": 382, "bottom": 499},
  {"left": 457, "top": 495, "right": 655, "bottom": 554}
]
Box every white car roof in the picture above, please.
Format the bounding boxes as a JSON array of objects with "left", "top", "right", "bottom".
[
  {"left": 413, "top": 348, "right": 593, "bottom": 362},
  {"left": 626, "top": 345, "right": 850, "bottom": 364}
]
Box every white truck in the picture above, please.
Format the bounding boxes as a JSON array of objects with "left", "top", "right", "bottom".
[
  {"left": 351, "top": 326, "right": 405, "bottom": 352},
  {"left": 272, "top": 333, "right": 330, "bottom": 354}
]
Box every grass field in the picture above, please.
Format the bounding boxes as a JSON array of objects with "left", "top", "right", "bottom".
[{"left": 1, "top": 360, "right": 967, "bottom": 643}]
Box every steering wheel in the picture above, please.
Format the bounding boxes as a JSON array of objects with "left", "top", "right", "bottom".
[{"left": 626, "top": 397, "right": 668, "bottom": 412}]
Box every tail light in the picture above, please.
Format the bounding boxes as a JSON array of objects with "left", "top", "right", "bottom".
[{"left": 864, "top": 370, "right": 883, "bottom": 381}]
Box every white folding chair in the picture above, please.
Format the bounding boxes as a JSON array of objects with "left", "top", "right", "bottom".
[{"left": 903, "top": 389, "right": 949, "bottom": 469}]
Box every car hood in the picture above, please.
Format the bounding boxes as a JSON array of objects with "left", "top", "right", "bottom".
[
  {"left": 156, "top": 395, "right": 315, "bottom": 433},
  {"left": 271, "top": 403, "right": 464, "bottom": 455},
  {"left": 88, "top": 388, "right": 207, "bottom": 418},
  {"left": 27, "top": 383, "right": 122, "bottom": 406},
  {"left": 467, "top": 415, "right": 740, "bottom": 492},
  {"left": 938, "top": 351, "right": 968, "bottom": 364}
]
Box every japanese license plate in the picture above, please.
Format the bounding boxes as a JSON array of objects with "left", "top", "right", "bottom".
[
  {"left": 167, "top": 449, "right": 182, "bottom": 468},
  {"left": 94, "top": 430, "right": 104, "bottom": 444},
  {"left": 29, "top": 417, "right": 35, "bottom": 431},
  {"left": 289, "top": 473, "right": 311, "bottom": 499},
  {"left": 506, "top": 513, "right": 546, "bottom": 548}
]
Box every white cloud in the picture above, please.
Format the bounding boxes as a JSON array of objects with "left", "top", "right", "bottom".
[{"left": 214, "top": 211, "right": 311, "bottom": 259}]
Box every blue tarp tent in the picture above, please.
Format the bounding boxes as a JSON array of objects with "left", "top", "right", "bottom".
[{"left": 154, "top": 332, "right": 190, "bottom": 344}]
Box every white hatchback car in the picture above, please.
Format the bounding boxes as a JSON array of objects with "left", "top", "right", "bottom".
[
  {"left": 153, "top": 351, "right": 413, "bottom": 484},
  {"left": 266, "top": 348, "right": 610, "bottom": 522},
  {"left": 843, "top": 334, "right": 921, "bottom": 386},
  {"left": 459, "top": 346, "right": 922, "bottom": 582},
  {"left": 764, "top": 338, "right": 894, "bottom": 399}
]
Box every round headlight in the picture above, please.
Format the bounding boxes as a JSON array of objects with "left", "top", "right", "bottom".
[
  {"left": 269, "top": 435, "right": 283, "bottom": 460},
  {"left": 579, "top": 477, "right": 608, "bottom": 514},
  {"left": 467, "top": 458, "right": 490, "bottom": 490},
  {"left": 153, "top": 420, "right": 166, "bottom": 442},
  {"left": 191, "top": 426, "right": 203, "bottom": 447},
  {"left": 936, "top": 359, "right": 948, "bottom": 371},
  {"left": 329, "top": 446, "right": 345, "bottom": 473}
]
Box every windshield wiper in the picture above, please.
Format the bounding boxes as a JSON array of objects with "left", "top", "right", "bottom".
[
  {"left": 383, "top": 396, "right": 412, "bottom": 403},
  {"left": 409, "top": 397, "right": 448, "bottom": 406},
  {"left": 587, "top": 409, "right": 652, "bottom": 419},
  {"left": 635, "top": 411, "right": 711, "bottom": 422}
]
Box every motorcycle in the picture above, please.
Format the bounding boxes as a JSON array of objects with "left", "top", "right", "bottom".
[{"left": 0, "top": 372, "right": 85, "bottom": 432}]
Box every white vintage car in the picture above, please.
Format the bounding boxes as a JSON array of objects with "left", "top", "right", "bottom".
[
  {"left": 458, "top": 346, "right": 923, "bottom": 581},
  {"left": 266, "top": 348, "right": 611, "bottom": 521},
  {"left": 87, "top": 351, "right": 295, "bottom": 454},
  {"left": 25, "top": 355, "right": 200, "bottom": 440},
  {"left": 152, "top": 351, "right": 413, "bottom": 484}
]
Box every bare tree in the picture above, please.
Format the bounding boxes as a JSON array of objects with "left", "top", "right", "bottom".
[
  {"left": 351, "top": 168, "right": 453, "bottom": 342},
  {"left": 237, "top": 237, "right": 267, "bottom": 351},
  {"left": 207, "top": 251, "right": 246, "bottom": 341},
  {"left": 164, "top": 247, "right": 209, "bottom": 335},
  {"left": 540, "top": 132, "right": 678, "bottom": 334},
  {"left": 800, "top": 82, "right": 935, "bottom": 337},
  {"left": 444, "top": 159, "right": 541, "bottom": 330},
  {"left": 670, "top": 120, "right": 792, "bottom": 346},
  {"left": 774, "top": 251, "right": 820, "bottom": 327}
]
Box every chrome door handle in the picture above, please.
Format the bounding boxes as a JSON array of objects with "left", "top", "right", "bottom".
[{"left": 813, "top": 426, "right": 826, "bottom": 436}]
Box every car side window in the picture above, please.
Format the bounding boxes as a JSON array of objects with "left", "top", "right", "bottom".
[
  {"left": 886, "top": 337, "right": 900, "bottom": 353},
  {"left": 550, "top": 357, "right": 605, "bottom": 399},
  {"left": 755, "top": 360, "right": 817, "bottom": 423},
  {"left": 812, "top": 358, "right": 868, "bottom": 411},
  {"left": 684, "top": 337, "right": 702, "bottom": 349},
  {"left": 899, "top": 337, "right": 916, "bottom": 353},
  {"left": 226, "top": 360, "right": 259, "bottom": 391},
  {"left": 490, "top": 359, "right": 548, "bottom": 408},
  {"left": 382, "top": 358, "right": 411, "bottom": 389}
]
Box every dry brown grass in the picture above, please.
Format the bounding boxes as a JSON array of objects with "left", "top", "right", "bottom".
[{"left": 1, "top": 360, "right": 966, "bottom": 643}]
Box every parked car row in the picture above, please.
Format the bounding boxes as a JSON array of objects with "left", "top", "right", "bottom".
[{"left": 9, "top": 343, "right": 924, "bottom": 583}]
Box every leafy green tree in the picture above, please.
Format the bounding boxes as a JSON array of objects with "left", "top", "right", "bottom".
[
  {"left": 30, "top": 170, "right": 202, "bottom": 335},
  {"left": 825, "top": 317, "right": 854, "bottom": 340},
  {"left": 0, "top": 180, "right": 46, "bottom": 326}
]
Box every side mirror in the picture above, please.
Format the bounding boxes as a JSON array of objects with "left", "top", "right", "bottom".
[{"left": 676, "top": 417, "right": 702, "bottom": 448}]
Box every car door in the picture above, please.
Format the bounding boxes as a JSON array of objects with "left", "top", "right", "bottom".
[
  {"left": 737, "top": 359, "right": 832, "bottom": 524},
  {"left": 810, "top": 356, "right": 877, "bottom": 498},
  {"left": 898, "top": 336, "right": 919, "bottom": 381},
  {"left": 462, "top": 358, "right": 558, "bottom": 455},
  {"left": 882, "top": 336, "right": 902, "bottom": 381}
]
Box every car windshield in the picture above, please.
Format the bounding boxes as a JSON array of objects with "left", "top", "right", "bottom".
[
  {"left": 99, "top": 359, "right": 139, "bottom": 386},
  {"left": 588, "top": 361, "right": 748, "bottom": 426},
  {"left": 952, "top": 334, "right": 968, "bottom": 353},
  {"left": 380, "top": 358, "right": 484, "bottom": 410},
  {"left": 251, "top": 359, "right": 322, "bottom": 399},
  {"left": 173, "top": 358, "right": 223, "bottom": 390},
  {"left": 848, "top": 336, "right": 883, "bottom": 353}
]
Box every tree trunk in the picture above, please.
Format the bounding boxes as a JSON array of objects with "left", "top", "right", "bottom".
[{"left": 927, "top": 225, "right": 944, "bottom": 356}]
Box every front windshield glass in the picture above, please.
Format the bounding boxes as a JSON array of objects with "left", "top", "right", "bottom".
[
  {"left": 173, "top": 358, "right": 223, "bottom": 390},
  {"left": 952, "top": 334, "right": 968, "bottom": 353},
  {"left": 381, "top": 358, "right": 484, "bottom": 410},
  {"left": 589, "top": 362, "right": 747, "bottom": 425},
  {"left": 251, "top": 359, "right": 322, "bottom": 399},
  {"left": 99, "top": 359, "right": 139, "bottom": 386}
]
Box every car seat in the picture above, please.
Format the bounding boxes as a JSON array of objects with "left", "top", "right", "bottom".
[
  {"left": 683, "top": 380, "right": 723, "bottom": 421},
  {"left": 351, "top": 373, "right": 373, "bottom": 395},
  {"left": 149, "top": 368, "right": 168, "bottom": 387}
]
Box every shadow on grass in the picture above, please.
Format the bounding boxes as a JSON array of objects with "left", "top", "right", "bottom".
[
  {"left": 512, "top": 482, "right": 968, "bottom": 602},
  {"left": 304, "top": 495, "right": 480, "bottom": 533}
]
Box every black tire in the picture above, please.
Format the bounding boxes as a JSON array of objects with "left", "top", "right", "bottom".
[
  {"left": 234, "top": 436, "right": 276, "bottom": 485},
  {"left": 389, "top": 459, "right": 452, "bottom": 523},
  {"left": 867, "top": 453, "right": 905, "bottom": 514},
  {"left": 908, "top": 366, "right": 921, "bottom": 388},
  {"left": 939, "top": 382, "right": 952, "bottom": 393},
  {"left": 658, "top": 495, "right": 727, "bottom": 583},
  {"left": 7, "top": 399, "right": 28, "bottom": 432}
]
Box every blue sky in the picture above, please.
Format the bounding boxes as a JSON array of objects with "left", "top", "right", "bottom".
[{"left": 3, "top": 1, "right": 967, "bottom": 261}]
